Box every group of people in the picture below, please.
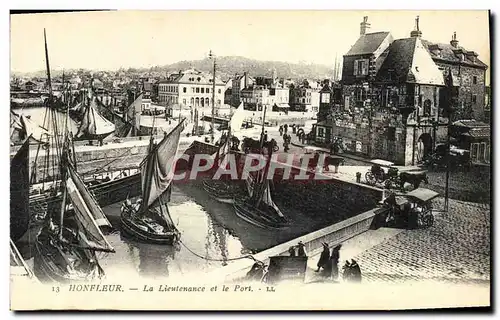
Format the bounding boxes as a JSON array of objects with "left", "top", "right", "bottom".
[
  {"left": 316, "top": 242, "right": 362, "bottom": 283},
  {"left": 288, "top": 241, "right": 307, "bottom": 257}
]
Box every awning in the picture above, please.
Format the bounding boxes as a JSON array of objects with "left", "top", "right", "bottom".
[
  {"left": 462, "top": 127, "right": 490, "bottom": 139},
  {"left": 406, "top": 188, "right": 439, "bottom": 202},
  {"left": 370, "top": 159, "right": 395, "bottom": 167}
]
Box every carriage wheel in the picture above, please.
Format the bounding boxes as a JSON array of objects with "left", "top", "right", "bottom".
[
  {"left": 273, "top": 145, "right": 279, "bottom": 152},
  {"left": 365, "top": 172, "right": 376, "bottom": 186},
  {"left": 424, "top": 214, "right": 434, "bottom": 227}
]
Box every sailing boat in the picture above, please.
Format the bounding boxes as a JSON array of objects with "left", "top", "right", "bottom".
[
  {"left": 76, "top": 94, "right": 116, "bottom": 141},
  {"left": 233, "top": 105, "right": 288, "bottom": 230},
  {"left": 202, "top": 102, "right": 250, "bottom": 204},
  {"left": 33, "top": 29, "right": 115, "bottom": 283},
  {"left": 120, "top": 119, "right": 185, "bottom": 245},
  {"left": 10, "top": 138, "right": 31, "bottom": 241}
]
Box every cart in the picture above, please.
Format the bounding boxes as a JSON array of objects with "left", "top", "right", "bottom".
[
  {"left": 365, "top": 159, "right": 399, "bottom": 187},
  {"left": 384, "top": 188, "right": 439, "bottom": 229}
]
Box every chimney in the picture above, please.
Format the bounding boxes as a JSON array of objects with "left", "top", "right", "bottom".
[
  {"left": 244, "top": 72, "right": 248, "bottom": 89},
  {"left": 410, "top": 16, "right": 422, "bottom": 38},
  {"left": 360, "top": 16, "right": 370, "bottom": 35},
  {"left": 450, "top": 32, "right": 459, "bottom": 48}
]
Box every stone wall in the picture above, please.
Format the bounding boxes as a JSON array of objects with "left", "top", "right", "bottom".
[{"left": 435, "top": 61, "right": 487, "bottom": 121}]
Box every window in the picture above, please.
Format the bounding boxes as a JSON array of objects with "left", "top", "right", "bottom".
[
  {"left": 183, "top": 99, "right": 186, "bottom": 105},
  {"left": 217, "top": 99, "right": 221, "bottom": 105},
  {"left": 201, "top": 88, "right": 205, "bottom": 94},
  {"left": 196, "top": 87, "right": 200, "bottom": 93},
  {"left": 321, "top": 93, "right": 330, "bottom": 103},
  {"left": 318, "top": 127, "right": 325, "bottom": 137},
  {"left": 205, "top": 98, "right": 210, "bottom": 106},
  {"left": 354, "top": 59, "right": 369, "bottom": 76},
  {"left": 473, "top": 76, "right": 477, "bottom": 85},
  {"left": 423, "top": 99, "right": 432, "bottom": 116},
  {"left": 192, "top": 88, "right": 195, "bottom": 93},
  {"left": 472, "top": 94, "right": 477, "bottom": 104},
  {"left": 218, "top": 89, "right": 222, "bottom": 94},
  {"left": 183, "top": 87, "right": 186, "bottom": 93},
  {"left": 207, "top": 88, "right": 210, "bottom": 94},
  {"left": 195, "top": 97, "right": 200, "bottom": 106},
  {"left": 190, "top": 97, "right": 194, "bottom": 105}
]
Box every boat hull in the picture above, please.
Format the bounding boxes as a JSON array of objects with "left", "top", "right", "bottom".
[
  {"left": 33, "top": 227, "right": 103, "bottom": 284},
  {"left": 202, "top": 180, "right": 235, "bottom": 204},
  {"left": 120, "top": 210, "right": 179, "bottom": 245},
  {"left": 233, "top": 199, "right": 289, "bottom": 230}
]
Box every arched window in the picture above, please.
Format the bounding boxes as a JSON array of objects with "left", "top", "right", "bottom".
[
  {"left": 190, "top": 97, "right": 194, "bottom": 105},
  {"left": 218, "top": 89, "right": 221, "bottom": 94},
  {"left": 183, "top": 87, "right": 186, "bottom": 93},
  {"left": 195, "top": 97, "right": 200, "bottom": 106},
  {"left": 205, "top": 97, "right": 210, "bottom": 106},
  {"left": 217, "top": 99, "right": 221, "bottom": 106},
  {"left": 201, "top": 98, "right": 205, "bottom": 107}
]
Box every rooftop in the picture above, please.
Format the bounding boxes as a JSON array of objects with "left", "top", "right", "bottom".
[{"left": 345, "top": 32, "right": 392, "bottom": 56}]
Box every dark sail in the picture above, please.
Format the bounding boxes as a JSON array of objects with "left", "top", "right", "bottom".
[{"left": 10, "top": 139, "right": 30, "bottom": 241}]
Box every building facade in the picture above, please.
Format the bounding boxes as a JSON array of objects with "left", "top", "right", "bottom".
[
  {"left": 231, "top": 72, "right": 254, "bottom": 107},
  {"left": 157, "top": 69, "right": 225, "bottom": 114},
  {"left": 289, "top": 80, "right": 321, "bottom": 113}
]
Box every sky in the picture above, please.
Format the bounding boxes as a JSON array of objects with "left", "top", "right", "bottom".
[{"left": 10, "top": 10, "right": 490, "bottom": 82}]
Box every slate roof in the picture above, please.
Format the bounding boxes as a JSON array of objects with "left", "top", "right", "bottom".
[
  {"left": 375, "top": 37, "right": 444, "bottom": 85},
  {"left": 345, "top": 32, "right": 391, "bottom": 56},
  {"left": 421, "top": 40, "right": 488, "bottom": 69}
]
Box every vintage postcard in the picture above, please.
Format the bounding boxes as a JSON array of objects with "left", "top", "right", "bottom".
[{"left": 9, "top": 10, "right": 491, "bottom": 310}]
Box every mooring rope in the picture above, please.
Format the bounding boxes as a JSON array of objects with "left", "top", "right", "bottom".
[{"left": 178, "top": 239, "right": 258, "bottom": 263}]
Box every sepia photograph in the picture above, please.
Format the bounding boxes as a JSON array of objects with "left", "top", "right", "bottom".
[{"left": 8, "top": 9, "right": 491, "bottom": 311}]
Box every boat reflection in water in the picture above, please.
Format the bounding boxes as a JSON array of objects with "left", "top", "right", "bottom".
[{"left": 122, "top": 237, "right": 177, "bottom": 279}]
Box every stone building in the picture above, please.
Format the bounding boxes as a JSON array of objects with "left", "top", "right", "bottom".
[
  {"left": 318, "top": 16, "right": 489, "bottom": 165},
  {"left": 231, "top": 72, "right": 254, "bottom": 107},
  {"left": 157, "top": 68, "right": 225, "bottom": 115},
  {"left": 288, "top": 80, "right": 321, "bottom": 113}
]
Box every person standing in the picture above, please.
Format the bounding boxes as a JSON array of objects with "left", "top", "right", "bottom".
[
  {"left": 288, "top": 246, "right": 297, "bottom": 257},
  {"left": 297, "top": 241, "right": 307, "bottom": 257},
  {"left": 349, "top": 259, "right": 362, "bottom": 282},
  {"left": 279, "top": 126, "right": 283, "bottom": 136},
  {"left": 284, "top": 123, "right": 288, "bottom": 134},
  {"left": 316, "top": 242, "right": 330, "bottom": 272},
  {"left": 330, "top": 245, "right": 342, "bottom": 281}
]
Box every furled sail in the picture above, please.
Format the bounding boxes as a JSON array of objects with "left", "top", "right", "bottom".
[
  {"left": 65, "top": 165, "right": 115, "bottom": 252},
  {"left": 141, "top": 120, "right": 185, "bottom": 209},
  {"left": 10, "top": 139, "right": 30, "bottom": 241},
  {"left": 126, "top": 93, "right": 143, "bottom": 131},
  {"left": 10, "top": 111, "right": 50, "bottom": 143},
  {"left": 229, "top": 102, "right": 245, "bottom": 133},
  {"left": 260, "top": 180, "right": 285, "bottom": 218},
  {"left": 67, "top": 164, "right": 112, "bottom": 229},
  {"left": 76, "top": 97, "right": 115, "bottom": 138}
]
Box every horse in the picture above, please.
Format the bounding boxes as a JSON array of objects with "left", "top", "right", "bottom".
[{"left": 399, "top": 171, "right": 429, "bottom": 191}]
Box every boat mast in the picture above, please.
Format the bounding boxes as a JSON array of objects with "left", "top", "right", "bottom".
[{"left": 209, "top": 50, "right": 216, "bottom": 144}]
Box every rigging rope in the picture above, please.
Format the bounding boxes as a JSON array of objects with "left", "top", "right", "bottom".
[
  {"left": 80, "top": 146, "right": 135, "bottom": 177},
  {"left": 178, "top": 239, "right": 258, "bottom": 263}
]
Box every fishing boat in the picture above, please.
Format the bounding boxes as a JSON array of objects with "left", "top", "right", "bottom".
[
  {"left": 10, "top": 138, "right": 31, "bottom": 241},
  {"left": 76, "top": 94, "right": 116, "bottom": 141},
  {"left": 233, "top": 104, "right": 289, "bottom": 230},
  {"left": 120, "top": 119, "right": 185, "bottom": 245},
  {"left": 202, "top": 102, "right": 249, "bottom": 204},
  {"left": 33, "top": 29, "right": 115, "bottom": 283}
]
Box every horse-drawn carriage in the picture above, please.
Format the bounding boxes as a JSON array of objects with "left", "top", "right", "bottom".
[
  {"left": 365, "top": 159, "right": 429, "bottom": 191},
  {"left": 241, "top": 136, "right": 279, "bottom": 154},
  {"left": 383, "top": 188, "right": 439, "bottom": 229},
  {"left": 365, "top": 159, "right": 399, "bottom": 188}
]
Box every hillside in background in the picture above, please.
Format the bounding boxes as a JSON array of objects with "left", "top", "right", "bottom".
[
  {"left": 160, "top": 56, "right": 334, "bottom": 80},
  {"left": 12, "top": 56, "right": 335, "bottom": 81}
]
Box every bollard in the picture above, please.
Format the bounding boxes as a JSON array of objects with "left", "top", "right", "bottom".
[{"left": 356, "top": 172, "right": 361, "bottom": 183}]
